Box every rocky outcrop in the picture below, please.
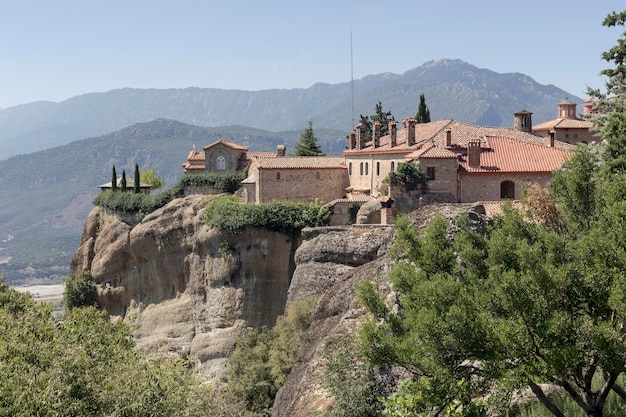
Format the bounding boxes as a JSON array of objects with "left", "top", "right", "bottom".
[
  {"left": 71, "top": 195, "right": 298, "bottom": 378},
  {"left": 272, "top": 203, "right": 487, "bottom": 417}
]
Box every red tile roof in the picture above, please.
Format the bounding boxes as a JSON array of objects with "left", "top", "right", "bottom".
[
  {"left": 458, "top": 136, "right": 571, "bottom": 173},
  {"left": 533, "top": 117, "right": 593, "bottom": 131},
  {"left": 202, "top": 139, "right": 249, "bottom": 151},
  {"left": 252, "top": 156, "right": 345, "bottom": 169}
]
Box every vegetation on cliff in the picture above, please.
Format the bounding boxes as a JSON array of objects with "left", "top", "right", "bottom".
[
  {"left": 204, "top": 195, "right": 332, "bottom": 236},
  {"left": 226, "top": 297, "right": 317, "bottom": 416},
  {"left": 94, "top": 171, "right": 246, "bottom": 215},
  {"left": 0, "top": 275, "right": 223, "bottom": 416}
]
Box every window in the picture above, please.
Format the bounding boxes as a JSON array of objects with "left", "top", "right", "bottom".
[
  {"left": 276, "top": 172, "right": 281, "bottom": 180},
  {"left": 365, "top": 162, "right": 369, "bottom": 176},
  {"left": 426, "top": 167, "right": 435, "bottom": 180},
  {"left": 376, "top": 162, "right": 380, "bottom": 176},
  {"left": 216, "top": 155, "right": 226, "bottom": 171},
  {"left": 500, "top": 181, "right": 515, "bottom": 199},
  {"left": 316, "top": 171, "right": 320, "bottom": 179},
  {"left": 360, "top": 162, "right": 363, "bottom": 175},
  {"left": 391, "top": 161, "right": 395, "bottom": 172},
  {"left": 349, "top": 162, "right": 352, "bottom": 175}
]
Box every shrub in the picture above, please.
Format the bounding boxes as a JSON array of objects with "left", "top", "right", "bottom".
[
  {"left": 204, "top": 196, "right": 333, "bottom": 236},
  {"left": 63, "top": 270, "right": 98, "bottom": 310},
  {"left": 388, "top": 161, "right": 428, "bottom": 192}
]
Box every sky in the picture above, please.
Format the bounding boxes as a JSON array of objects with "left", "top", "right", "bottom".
[{"left": 0, "top": 0, "right": 624, "bottom": 109}]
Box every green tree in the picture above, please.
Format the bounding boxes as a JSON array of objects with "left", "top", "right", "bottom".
[
  {"left": 0, "top": 275, "right": 221, "bottom": 416},
  {"left": 387, "top": 161, "right": 428, "bottom": 192},
  {"left": 140, "top": 167, "right": 165, "bottom": 190},
  {"left": 63, "top": 269, "right": 97, "bottom": 310},
  {"left": 359, "top": 101, "right": 396, "bottom": 138},
  {"left": 111, "top": 165, "right": 118, "bottom": 192},
  {"left": 294, "top": 121, "right": 325, "bottom": 156},
  {"left": 414, "top": 93, "right": 431, "bottom": 123},
  {"left": 120, "top": 169, "right": 127, "bottom": 192},
  {"left": 133, "top": 163, "right": 140, "bottom": 193}
]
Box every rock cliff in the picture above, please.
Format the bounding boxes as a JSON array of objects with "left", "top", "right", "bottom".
[{"left": 71, "top": 194, "right": 298, "bottom": 378}]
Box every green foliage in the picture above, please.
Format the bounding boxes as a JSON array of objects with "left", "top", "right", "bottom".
[
  {"left": 120, "top": 169, "right": 127, "bottom": 191},
  {"left": 415, "top": 93, "right": 431, "bottom": 123},
  {"left": 94, "top": 171, "right": 246, "bottom": 215},
  {"left": 111, "top": 165, "right": 118, "bottom": 192},
  {"left": 359, "top": 203, "right": 626, "bottom": 416},
  {"left": 227, "top": 297, "right": 317, "bottom": 416},
  {"left": 204, "top": 195, "right": 332, "bottom": 236},
  {"left": 321, "top": 336, "right": 384, "bottom": 417},
  {"left": 360, "top": 101, "right": 396, "bottom": 137},
  {"left": 140, "top": 167, "right": 165, "bottom": 190},
  {"left": 133, "top": 163, "right": 140, "bottom": 193},
  {"left": 294, "top": 120, "right": 325, "bottom": 156},
  {"left": 388, "top": 161, "right": 428, "bottom": 192},
  {"left": 63, "top": 270, "right": 97, "bottom": 310},
  {"left": 0, "top": 276, "right": 221, "bottom": 416}
]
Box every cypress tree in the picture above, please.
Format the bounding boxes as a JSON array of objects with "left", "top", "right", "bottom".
[
  {"left": 294, "top": 121, "right": 325, "bottom": 156},
  {"left": 415, "top": 93, "right": 431, "bottom": 123},
  {"left": 133, "top": 163, "right": 140, "bottom": 193},
  {"left": 111, "top": 165, "right": 118, "bottom": 192},
  {"left": 121, "top": 170, "right": 127, "bottom": 192}
]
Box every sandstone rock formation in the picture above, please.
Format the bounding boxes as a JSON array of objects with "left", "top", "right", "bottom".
[{"left": 71, "top": 195, "right": 298, "bottom": 378}]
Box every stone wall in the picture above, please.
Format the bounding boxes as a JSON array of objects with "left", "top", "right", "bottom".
[
  {"left": 459, "top": 172, "right": 552, "bottom": 202},
  {"left": 419, "top": 158, "right": 459, "bottom": 198},
  {"left": 205, "top": 144, "right": 241, "bottom": 172},
  {"left": 257, "top": 168, "right": 348, "bottom": 203},
  {"left": 346, "top": 153, "right": 406, "bottom": 195}
]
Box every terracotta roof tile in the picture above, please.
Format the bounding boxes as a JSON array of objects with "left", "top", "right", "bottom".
[
  {"left": 533, "top": 117, "right": 593, "bottom": 130},
  {"left": 458, "top": 136, "right": 571, "bottom": 173},
  {"left": 407, "top": 145, "right": 458, "bottom": 159},
  {"left": 253, "top": 156, "right": 345, "bottom": 169},
  {"left": 202, "top": 139, "right": 249, "bottom": 151}
]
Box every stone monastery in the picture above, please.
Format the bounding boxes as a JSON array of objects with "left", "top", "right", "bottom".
[{"left": 182, "top": 100, "right": 593, "bottom": 217}]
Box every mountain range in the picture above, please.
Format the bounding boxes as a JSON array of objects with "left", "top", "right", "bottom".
[{"left": 0, "top": 58, "right": 583, "bottom": 283}]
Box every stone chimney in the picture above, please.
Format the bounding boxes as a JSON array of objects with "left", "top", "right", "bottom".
[
  {"left": 467, "top": 140, "right": 481, "bottom": 167},
  {"left": 514, "top": 110, "right": 533, "bottom": 133},
  {"left": 403, "top": 118, "right": 416, "bottom": 147},
  {"left": 446, "top": 129, "right": 452, "bottom": 147},
  {"left": 372, "top": 121, "right": 381, "bottom": 148},
  {"left": 348, "top": 131, "right": 356, "bottom": 150},
  {"left": 277, "top": 144, "right": 286, "bottom": 156},
  {"left": 356, "top": 123, "right": 367, "bottom": 150},
  {"left": 549, "top": 131, "right": 555, "bottom": 148},
  {"left": 389, "top": 121, "right": 397, "bottom": 147}
]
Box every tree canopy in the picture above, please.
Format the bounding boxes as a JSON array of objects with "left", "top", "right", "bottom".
[
  {"left": 294, "top": 120, "right": 325, "bottom": 156},
  {"left": 140, "top": 167, "right": 165, "bottom": 190},
  {"left": 360, "top": 101, "right": 396, "bottom": 137}
]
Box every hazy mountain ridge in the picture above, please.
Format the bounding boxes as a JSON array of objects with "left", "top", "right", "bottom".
[{"left": 0, "top": 59, "right": 580, "bottom": 161}]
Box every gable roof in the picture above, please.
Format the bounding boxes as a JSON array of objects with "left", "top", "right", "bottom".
[
  {"left": 252, "top": 156, "right": 345, "bottom": 169},
  {"left": 202, "top": 139, "right": 249, "bottom": 152},
  {"left": 458, "top": 136, "right": 571, "bottom": 174},
  {"left": 533, "top": 117, "right": 593, "bottom": 131}
]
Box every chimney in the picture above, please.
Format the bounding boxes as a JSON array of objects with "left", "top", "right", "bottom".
[
  {"left": 404, "top": 118, "right": 416, "bottom": 147},
  {"left": 514, "top": 110, "right": 533, "bottom": 133},
  {"left": 372, "top": 121, "right": 381, "bottom": 148},
  {"left": 549, "top": 131, "right": 555, "bottom": 148},
  {"left": 356, "top": 123, "right": 367, "bottom": 150},
  {"left": 446, "top": 129, "right": 452, "bottom": 147},
  {"left": 389, "top": 121, "right": 397, "bottom": 147},
  {"left": 348, "top": 131, "right": 356, "bottom": 150},
  {"left": 277, "top": 144, "right": 286, "bottom": 157},
  {"left": 467, "top": 140, "right": 481, "bottom": 167}
]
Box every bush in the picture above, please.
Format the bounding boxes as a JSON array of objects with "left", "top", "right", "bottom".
[
  {"left": 204, "top": 196, "right": 333, "bottom": 236},
  {"left": 63, "top": 270, "right": 98, "bottom": 310},
  {"left": 388, "top": 161, "right": 428, "bottom": 192}
]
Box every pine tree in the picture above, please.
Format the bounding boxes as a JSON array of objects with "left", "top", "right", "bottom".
[
  {"left": 415, "top": 93, "right": 431, "bottom": 123},
  {"left": 120, "top": 170, "right": 127, "bottom": 192},
  {"left": 294, "top": 121, "right": 325, "bottom": 156},
  {"left": 359, "top": 101, "right": 395, "bottom": 137},
  {"left": 111, "top": 165, "right": 118, "bottom": 192},
  {"left": 133, "top": 163, "right": 140, "bottom": 193}
]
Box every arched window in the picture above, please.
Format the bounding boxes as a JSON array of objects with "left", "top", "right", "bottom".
[
  {"left": 500, "top": 181, "right": 515, "bottom": 199},
  {"left": 276, "top": 172, "right": 281, "bottom": 180},
  {"left": 365, "top": 162, "right": 369, "bottom": 176},
  {"left": 360, "top": 162, "right": 363, "bottom": 175},
  {"left": 216, "top": 156, "right": 226, "bottom": 171},
  {"left": 391, "top": 161, "right": 395, "bottom": 172},
  {"left": 349, "top": 162, "right": 352, "bottom": 175},
  {"left": 376, "top": 162, "right": 380, "bottom": 176}
]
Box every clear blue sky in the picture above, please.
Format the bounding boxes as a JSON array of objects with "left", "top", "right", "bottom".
[{"left": 0, "top": 0, "right": 624, "bottom": 109}]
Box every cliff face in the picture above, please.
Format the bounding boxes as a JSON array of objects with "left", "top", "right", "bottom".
[{"left": 71, "top": 194, "right": 298, "bottom": 378}]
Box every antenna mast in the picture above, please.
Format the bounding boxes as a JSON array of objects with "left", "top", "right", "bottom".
[{"left": 351, "top": 31, "right": 355, "bottom": 130}]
